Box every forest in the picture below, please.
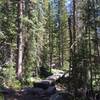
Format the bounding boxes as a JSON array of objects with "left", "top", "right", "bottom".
[{"left": 0, "top": 0, "right": 100, "bottom": 100}]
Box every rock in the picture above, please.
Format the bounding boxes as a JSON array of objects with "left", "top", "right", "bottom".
[
  {"left": 50, "top": 92, "right": 74, "bottom": 100},
  {"left": 50, "top": 94, "right": 64, "bottom": 100},
  {"left": 96, "top": 93, "right": 100, "bottom": 100},
  {"left": 95, "top": 91, "right": 100, "bottom": 100},
  {"left": 34, "top": 80, "right": 54, "bottom": 89},
  {"left": 46, "top": 86, "right": 56, "bottom": 95},
  {"left": 42, "top": 80, "right": 55, "bottom": 86},
  {"left": 21, "top": 87, "right": 45, "bottom": 95},
  {"left": 21, "top": 87, "right": 34, "bottom": 94},
  {"left": 32, "top": 88, "right": 45, "bottom": 95},
  {"left": 0, "top": 88, "right": 16, "bottom": 95}
]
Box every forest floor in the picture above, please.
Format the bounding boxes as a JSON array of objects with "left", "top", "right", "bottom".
[
  {"left": 4, "top": 84, "right": 65, "bottom": 100},
  {"left": 2, "top": 70, "right": 66, "bottom": 100}
]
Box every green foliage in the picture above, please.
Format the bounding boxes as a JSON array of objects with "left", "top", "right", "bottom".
[
  {"left": 0, "top": 64, "right": 21, "bottom": 89},
  {"left": 0, "top": 93, "right": 4, "bottom": 100},
  {"left": 23, "top": 1, "right": 47, "bottom": 85},
  {"left": 0, "top": 31, "right": 5, "bottom": 40}
]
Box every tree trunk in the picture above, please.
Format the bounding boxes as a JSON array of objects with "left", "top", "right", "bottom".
[
  {"left": 72, "top": 0, "right": 77, "bottom": 92},
  {"left": 48, "top": 3, "right": 52, "bottom": 72},
  {"left": 16, "top": 0, "right": 24, "bottom": 79},
  {"left": 58, "top": 0, "right": 61, "bottom": 68},
  {"left": 68, "top": 17, "right": 73, "bottom": 76}
]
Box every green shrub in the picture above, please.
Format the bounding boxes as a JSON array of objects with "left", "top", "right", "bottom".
[{"left": 0, "top": 64, "right": 21, "bottom": 90}]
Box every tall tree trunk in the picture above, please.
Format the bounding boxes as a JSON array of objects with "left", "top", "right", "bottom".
[
  {"left": 48, "top": 3, "right": 52, "bottom": 72},
  {"left": 68, "top": 16, "right": 73, "bottom": 91},
  {"left": 72, "top": 0, "right": 76, "bottom": 52},
  {"left": 87, "top": 0, "right": 93, "bottom": 91},
  {"left": 58, "top": 0, "right": 61, "bottom": 67},
  {"left": 6, "top": 0, "right": 13, "bottom": 64},
  {"left": 68, "top": 17, "right": 73, "bottom": 76},
  {"left": 16, "top": 0, "right": 24, "bottom": 79},
  {"left": 61, "top": 28, "right": 64, "bottom": 67},
  {"left": 60, "top": 0, "right": 64, "bottom": 68},
  {"left": 72, "top": 0, "right": 77, "bottom": 92}
]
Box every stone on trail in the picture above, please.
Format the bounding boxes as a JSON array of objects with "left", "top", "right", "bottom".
[
  {"left": 45, "top": 86, "right": 56, "bottom": 95},
  {"left": 50, "top": 92, "right": 74, "bottom": 100},
  {"left": 34, "top": 80, "right": 55, "bottom": 89},
  {"left": 32, "top": 88, "right": 45, "bottom": 95},
  {"left": 21, "top": 87, "right": 45, "bottom": 95},
  {"left": 0, "top": 88, "right": 16, "bottom": 95}
]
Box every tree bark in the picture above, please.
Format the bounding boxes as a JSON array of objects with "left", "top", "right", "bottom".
[
  {"left": 16, "top": 0, "right": 24, "bottom": 79},
  {"left": 68, "top": 17, "right": 73, "bottom": 76},
  {"left": 48, "top": 3, "right": 52, "bottom": 72}
]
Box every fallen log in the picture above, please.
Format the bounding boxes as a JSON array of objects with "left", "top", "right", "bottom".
[{"left": 34, "top": 71, "right": 64, "bottom": 90}]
